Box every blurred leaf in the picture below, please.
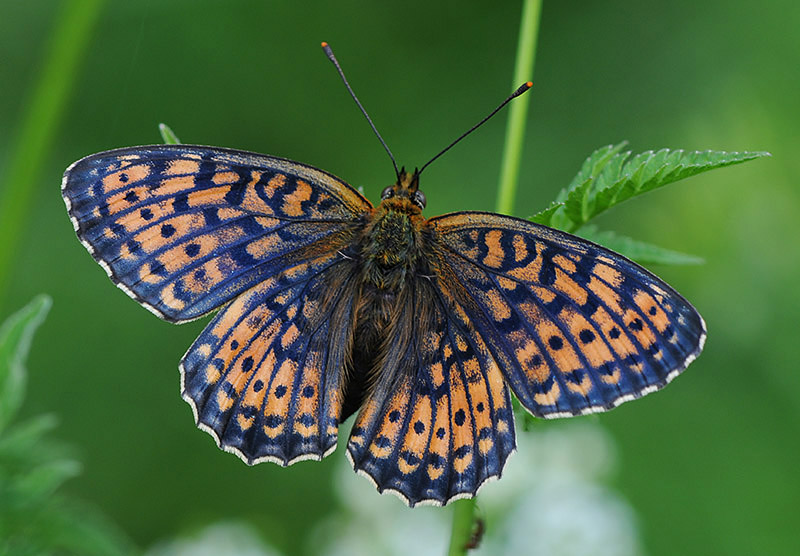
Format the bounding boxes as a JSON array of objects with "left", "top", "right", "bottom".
[
  {"left": 32, "top": 499, "right": 137, "bottom": 556},
  {"left": 0, "top": 295, "right": 51, "bottom": 432},
  {"left": 577, "top": 226, "right": 704, "bottom": 266},
  {"left": 159, "top": 122, "right": 181, "bottom": 145},
  {"left": 0, "top": 414, "right": 58, "bottom": 460},
  {"left": 10, "top": 460, "right": 82, "bottom": 508},
  {"left": 532, "top": 144, "right": 770, "bottom": 232},
  {"left": 1, "top": 499, "right": 137, "bottom": 556},
  {"left": 0, "top": 296, "right": 136, "bottom": 555}
]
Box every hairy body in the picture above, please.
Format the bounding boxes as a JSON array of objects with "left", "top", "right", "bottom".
[{"left": 341, "top": 171, "right": 433, "bottom": 420}]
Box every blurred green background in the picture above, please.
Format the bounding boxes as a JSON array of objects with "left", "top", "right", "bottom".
[{"left": 1, "top": 1, "right": 798, "bottom": 554}]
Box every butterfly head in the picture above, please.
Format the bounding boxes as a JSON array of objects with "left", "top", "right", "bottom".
[{"left": 379, "top": 168, "right": 426, "bottom": 212}]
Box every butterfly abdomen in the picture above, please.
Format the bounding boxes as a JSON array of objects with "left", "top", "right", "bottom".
[{"left": 342, "top": 283, "right": 396, "bottom": 421}]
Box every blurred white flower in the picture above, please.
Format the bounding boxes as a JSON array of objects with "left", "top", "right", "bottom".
[
  {"left": 315, "top": 421, "right": 644, "bottom": 556},
  {"left": 492, "top": 481, "right": 641, "bottom": 556},
  {"left": 145, "top": 521, "right": 284, "bottom": 556},
  {"left": 476, "top": 422, "right": 642, "bottom": 556},
  {"left": 314, "top": 447, "right": 450, "bottom": 556}
]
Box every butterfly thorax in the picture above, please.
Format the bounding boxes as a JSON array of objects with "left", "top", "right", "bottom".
[
  {"left": 359, "top": 171, "right": 427, "bottom": 289},
  {"left": 361, "top": 200, "right": 424, "bottom": 284}
]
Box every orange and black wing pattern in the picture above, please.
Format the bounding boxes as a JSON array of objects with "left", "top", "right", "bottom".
[
  {"left": 347, "top": 278, "right": 516, "bottom": 506},
  {"left": 62, "top": 145, "right": 371, "bottom": 322},
  {"left": 62, "top": 145, "right": 370, "bottom": 461},
  {"left": 428, "top": 211, "right": 706, "bottom": 418},
  {"left": 181, "top": 253, "right": 361, "bottom": 465},
  {"left": 62, "top": 143, "right": 706, "bottom": 504}
]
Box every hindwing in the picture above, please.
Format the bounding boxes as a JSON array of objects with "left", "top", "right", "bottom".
[
  {"left": 181, "top": 252, "right": 360, "bottom": 465},
  {"left": 346, "top": 277, "right": 516, "bottom": 506}
]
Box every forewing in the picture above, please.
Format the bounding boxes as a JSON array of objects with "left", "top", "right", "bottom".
[
  {"left": 429, "top": 212, "right": 706, "bottom": 418},
  {"left": 181, "top": 251, "right": 360, "bottom": 465},
  {"left": 346, "top": 279, "right": 516, "bottom": 507},
  {"left": 62, "top": 145, "right": 371, "bottom": 322}
]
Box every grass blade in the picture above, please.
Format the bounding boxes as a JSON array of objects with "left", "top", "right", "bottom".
[{"left": 0, "top": 0, "right": 105, "bottom": 307}]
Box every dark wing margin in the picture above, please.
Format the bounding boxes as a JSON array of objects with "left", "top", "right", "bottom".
[
  {"left": 428, "top": 211, "right": 706, "bottom": 419},
  {"left": 346, "top": 277, "right": 516, "bottom": 507},
  {"left": 61, "top": 145, "right": 371, "bottom": 323}
]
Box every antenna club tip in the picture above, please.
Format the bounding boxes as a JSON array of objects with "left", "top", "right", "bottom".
[
  {"left": 321, "top": 42, "right": 335, "bottom": 62},
  {"left": 510, "top": 81, "right": 533, "bottom": 98}
]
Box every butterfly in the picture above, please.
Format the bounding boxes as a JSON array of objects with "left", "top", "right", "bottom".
[{"left": 61, "top": 48, "right": 705, "bottom": 507}]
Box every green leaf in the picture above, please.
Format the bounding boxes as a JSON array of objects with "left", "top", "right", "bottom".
[
  {"left": 589, "top": 148, "right": 770, "bottom": 228},
  {"left": 535, "top": 144, "right": 770, "bottom": 233},
  {"left": 577, "top": 226, "right": 704, "bottom": 266},
  {"left": 531, "top": 142, "right": 628, "bottom": 227},
  {"left": 563, "top": 178, "right": 593, "bottom": 225},
  {"left": 0, "top": 295, "right": 52, "bottom": 432},
  {"left": 566, "top": 141, "right": 630, "bottom": 192},
  {"left": 159, "top": 122, "right": 181, "bottom": 145},
  {"left": 529, "top": 200, "right": 564, "bottom": 226}
]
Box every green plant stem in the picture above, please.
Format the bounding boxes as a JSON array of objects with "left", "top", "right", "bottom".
[
  {"left": 495, "top": 0, "right": 542, "bottom": 215},
  {"left": 0, "top": 0, "right": 105, "bottom": 307},
  {"left": 447, "top": 498, "right": 478, "bottom": 556},
  {"left": 446, "top": 1, "right": 542, "bottom": 555}
]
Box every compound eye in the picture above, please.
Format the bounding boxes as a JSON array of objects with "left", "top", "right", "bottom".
[
  {"left": 412, "top": 189, "right": 427, "bottom": 209},
  {"left": 381, "top": 186, "right": 395, "bottom": 200}
]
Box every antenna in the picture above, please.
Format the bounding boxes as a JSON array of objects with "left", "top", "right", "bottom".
[
  {"left": 417, "top": 81, "right": 533, "bottom": 176},
  {"left": 322, "top": 42, "right": 400, "bottom": 179}
]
